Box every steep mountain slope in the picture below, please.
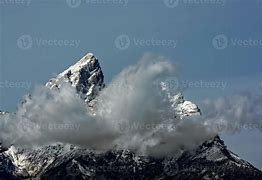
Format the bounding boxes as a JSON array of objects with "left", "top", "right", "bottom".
[{"left": 0, "top": 53, "right": 261, "bottom": 180}]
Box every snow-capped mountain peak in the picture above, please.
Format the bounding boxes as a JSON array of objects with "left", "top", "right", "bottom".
[
  {"left": 46, "top": 53, "right": 105, "bottom": 103},
  {"left": 160, "top": 82, "right": 201, "bottom": 118},
  {"left": 172, "top": 93, "right": 201, "bottom": 118}
]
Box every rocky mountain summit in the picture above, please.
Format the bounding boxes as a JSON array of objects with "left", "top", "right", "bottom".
[
  {"left": 46, "top": 53, "right": 105, "bottom": 103},
  {"left": 0, "top": 53, "right": 261, "bottom": 180}
]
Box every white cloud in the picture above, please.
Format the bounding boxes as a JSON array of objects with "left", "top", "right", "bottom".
[{"left": 1, "top": 53, "right": 260, "bottom": 157}]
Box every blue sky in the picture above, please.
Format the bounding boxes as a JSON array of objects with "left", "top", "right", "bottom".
[{"left": 1, "top": 0, "right": 262, "bottom": 168}]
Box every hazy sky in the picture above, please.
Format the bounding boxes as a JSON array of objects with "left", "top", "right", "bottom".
[{"left": 1, "top": 0, "right": 262, "bottom": 168}]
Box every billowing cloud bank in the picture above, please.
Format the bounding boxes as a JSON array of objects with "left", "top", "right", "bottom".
[
  {"left": 200, "top": 92, "right": 262, "bottom": 134},
  {"left": 0, "top": 53, "right": 261, "bottom": 156}
]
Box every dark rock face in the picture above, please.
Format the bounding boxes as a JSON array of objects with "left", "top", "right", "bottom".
[{"left": 0, "top": 152, "right": 18, "bottom": 180}]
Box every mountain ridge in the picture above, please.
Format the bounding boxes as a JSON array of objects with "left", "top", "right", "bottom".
[{"left": 0, "top": 53, "right": 261, "bottom": 180}]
